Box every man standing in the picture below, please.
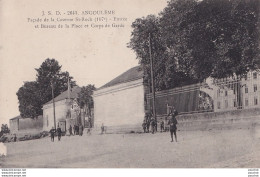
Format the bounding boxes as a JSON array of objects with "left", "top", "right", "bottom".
[
  {"left": 73, "top": 124, "right": 76, "bottom": 135},
  {"left": 168, "top": 107, "right": 178, "bottom": 142},
  {"left": 160, "top": 120, "right": 164, "bottom": 132},
  {"left": 79, "top": 124, "right": 83, "bottom": 136},
  {"left": 101, "top": 123, "right": 105, "bottom": 134},
  {"left": 151, "top": 118, "right": 156, "bottom": 134},
  {"left": 49, "top": 127, "right": 56, "bottom": 142},
  {"left": 57, "top": 126, "right": 62, "bottom": 141},
  {"left": 146, "top": 114, "right": 150, "bottom": 133},
  {"left": 142, "top": 120, "right": 147, "bottom": 133},
  {"left": 14, "top": 134, "right": 17, "bottom": 142},
  {"left": 69, "top": 125, "right": 73, "bottom": 136}
]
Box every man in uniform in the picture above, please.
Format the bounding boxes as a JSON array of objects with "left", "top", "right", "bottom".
[
  {"left": 57, "top": 125, "right": 62, "bottom": 141},
  {"left": 151, "top": 118, "right": 156, "bottom": 134},
  {"left": 142, "top": 120, "right": 147, "bottom": 133},
  {"left": 69, "top": 125, "right": 73, "bottom": 136},
  {"left": 160, "top": 120, "right": 165, "bottom": 132},
  {"left": 167, "top": 107, "right": 178, "bottom": 142},
  {"left": 49, "top": 127, "right": 56, "bottom": 142}
]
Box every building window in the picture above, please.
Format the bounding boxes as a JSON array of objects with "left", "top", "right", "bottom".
[
  {"left": 225, "top": 100, "right": 228, "bottom": 108},
  {"left": 217, "top": 102, "right": 221, "bottom": 109},
  {"left": 245, "top": 98, "right": 249, "bottom": 107},
  {"left": 253, "top": 72, "right": 257, "bottom": 79},
  {"left": 225, "top": 90, "right": 228, "bottom": 96},
  {"left": 233, "top": 99, "right": 237, "bottom": 107},
  {"left": 254, "top": 84, "right": 257, "bottom": 92},
  {"left": 254, "top": 97, "right": 258, "bottom": 105},
  {"left": 245, "top": 85, "right": 248, "bottom": 93}
]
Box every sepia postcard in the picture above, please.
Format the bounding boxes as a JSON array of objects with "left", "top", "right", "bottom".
[{"left": 0, "top": 0, "right": 259, "bottom": 175}]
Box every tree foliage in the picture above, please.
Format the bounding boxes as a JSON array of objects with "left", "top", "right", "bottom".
[
  {"left": 17, "top": 59, "right": 77, "bottom": 118},
  {"left": 17, "top": 81, "right": 41, "bottom": 118},
  {"left": 77, "top": 85, "right": 96, "bottom": 112},
  {"left": 77, "top": 85, "right": 96, "bottom": 127},
  {"left": 1, "top": 124, "right": 10, "bottom": 134},
  {"left": 128, "top": 0, "right": 260, "bottom": 91}
]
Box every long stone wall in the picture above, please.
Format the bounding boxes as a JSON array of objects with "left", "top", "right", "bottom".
[
  {"left": 18, "top": 116, "right": 43, "bottom": 131},
  {"left": 10, "top": 116, "right": 43, "bottom": 134},
  {"left": 103, "top": 108, "right": 260, "bottom": 134},
  {"left": 169, "top": 107, "right": 260, "bottom": 131}
]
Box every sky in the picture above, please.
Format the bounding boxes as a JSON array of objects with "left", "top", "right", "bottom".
[{"left": 0, "top": 0, "right": 168, "bottom": 125}]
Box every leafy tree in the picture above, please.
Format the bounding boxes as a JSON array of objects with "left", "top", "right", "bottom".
[
  {"left": 77, "top": 85, "right": 96, "bottom": 127},
  {"left": 17, "top": 81, "right": 42, "bottom": 118},
  {"left": 128, "top": 15, "right": 169, "bottom": 91},
  {"left": 35, "top": 59, "right": 76, "bottom": 106},
  {"left": 1, "top": 124, "right": 10, "bottom": 134},
  {"left": 17, "top": 58, "right": 77, "bottom": 118},
  {"left": 128, "top": 0, "right": 260, "bottom": 91}
]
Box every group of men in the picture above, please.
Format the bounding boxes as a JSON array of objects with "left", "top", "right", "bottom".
[
  {"left": 142, "top": 107, "right": 178, "bottom": 142},
  {"left": 49, "top": 108, "right": 178, "bottom": 143},
  {"left": 49, "top": 124, "right": 85, "bottom": 142},
  {"left": 142, "top": 115, "right": 157, "bottom": 134},
  {"left": 49, "top": 126, "right": 62, "bottom": 142},
  {"left": 71, "top": 124, "right": 84, "bottom": 136}
]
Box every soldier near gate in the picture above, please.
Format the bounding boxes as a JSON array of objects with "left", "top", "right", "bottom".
[{"left": 167, "top": 107, "right": 178, "bottom": 142}]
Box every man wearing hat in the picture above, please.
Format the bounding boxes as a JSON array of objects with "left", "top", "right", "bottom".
[
  {"left": 167, "top": 107, "right": 178, "bottom": 142},
  {"left": 57, "top": 125, "right": 62, "bottom": 141},
  {"left": 151, "top": 117, "right": 156, "bottom": 134},
  {"left": 49, "top": 127, "right": 56, "bottom": 142}
]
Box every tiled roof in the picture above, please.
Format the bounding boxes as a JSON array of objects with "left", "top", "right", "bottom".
[
  {"left": 99, "top": 66, "right": 143, "bottom": 89},
  {"left": 44, "top": 86, "right": 81, "bottom": 105}
]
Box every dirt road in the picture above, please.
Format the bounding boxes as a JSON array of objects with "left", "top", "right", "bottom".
[{"left": 1, "top": 127, "right": 260, "bottom": 168}]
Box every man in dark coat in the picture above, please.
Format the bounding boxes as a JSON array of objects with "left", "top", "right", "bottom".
[
  {"left": 69, "top": 125, "right": 73, "bottom": 136},
  {"left": 101, "top": 123, "right": 105, "bottom": 134},
  {"left": 79, "top": 125, "right": 83, "bottom": 136},
  {"left": 142, "top": 120, "right": 147, "bottom": 133},
  {"left": 151, "top": 118, "right": 156, "bottom": 134},
  {"left": 49, "top": 127, "right": 56, "bottom": 142},
  {"left": 160, "top": 120, "right": 165, "bottom": 132},
  {"left": 57, "top": 126, "right": 62, "bottom": 141},
  {"left": 146, "top": 115, "right": 150, "bottom": 133},
  {"left": 14, "top": 134, "right": 17, "bottom": 142},
  {"left": 75, "top": 125, "right": 79, "bottom": 135},
  {"left": 167, "top": 107, "right": 178, "bottom": 142}
]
